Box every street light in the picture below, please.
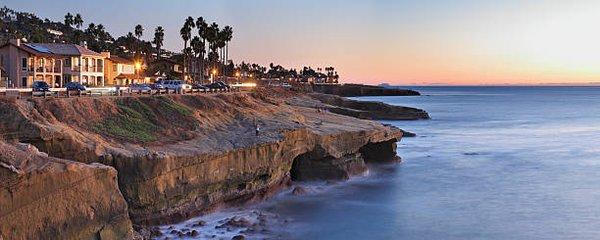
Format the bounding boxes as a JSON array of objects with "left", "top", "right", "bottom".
[{"left": 134, "top": 61, "right": 142, "bottom": 83}]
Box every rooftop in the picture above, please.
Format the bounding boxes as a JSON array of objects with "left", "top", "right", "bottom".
[{"left": 22, "top": 43, "right": 103, "bottom": 57}]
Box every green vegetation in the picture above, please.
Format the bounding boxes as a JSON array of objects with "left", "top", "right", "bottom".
[
  {"left": 156, "top": 96, "right": 193, "bottom": 116},
  {"left": 92, "top": 99, "right": 158, "bottom": 142},
  {"left": 91, "top": 98, "right": 194, "bottom": 142}
]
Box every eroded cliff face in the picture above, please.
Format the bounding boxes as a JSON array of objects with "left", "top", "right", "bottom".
[
  {"left": 0, "top": 141, "right": 133, "bottom": 240},
  {"left": 0, "top": 89, "right": 408, "bottom": 229}
]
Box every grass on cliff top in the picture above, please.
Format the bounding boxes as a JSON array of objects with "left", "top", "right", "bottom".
[
  {"left": 92, "top": 99, "right": 158, "bottom": 142},
  {"left": 91, "top": 97, "right": 194, "bottom": 143},
  {"left": 155, "top": 96, "right": 193, "bottom": 116}
]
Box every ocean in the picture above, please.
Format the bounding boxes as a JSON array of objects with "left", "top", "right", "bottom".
[{"left": 160, "top": 86, "right": 600, "bottom": 239}]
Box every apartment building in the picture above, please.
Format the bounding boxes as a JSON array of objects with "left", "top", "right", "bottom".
[
  {"left": 0, "top": 39, "right": 105, "bottom": 88},
  {"left": 101, "top": 52, "right": 142, "bottom": 85}
]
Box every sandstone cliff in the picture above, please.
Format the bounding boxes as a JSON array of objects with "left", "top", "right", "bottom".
[
  {"left": 0, "top": 89, "right": 422, "bottom": 235},
  {"left": 0, "top": 141, "right": 133, "bottom": 240}
]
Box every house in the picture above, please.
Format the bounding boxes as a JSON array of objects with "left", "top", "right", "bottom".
[
  {"left": 102, "top": 52, "right": 142, "bottom": 85},
  {"left": 0, "top": 39, "right": 105, "bottom": 88},
  {"left": 145, "top": 58, "right": 184, "bottom": 82}
]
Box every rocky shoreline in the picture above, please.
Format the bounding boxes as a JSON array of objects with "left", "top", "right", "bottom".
[{"left": 0, "top": 89, "right": 427, "bottom": 239}]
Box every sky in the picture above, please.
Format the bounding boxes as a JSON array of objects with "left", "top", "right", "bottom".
[{"left": 5, "top": 0, "right": 600, "bottom": 85}]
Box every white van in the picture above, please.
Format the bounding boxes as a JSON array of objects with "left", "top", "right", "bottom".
[{"left": 156, "top": 80, "right": 192, "bottom": 91}]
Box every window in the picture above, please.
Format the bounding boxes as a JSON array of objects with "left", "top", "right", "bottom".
[
  {"left": 21, "top": 58, "right": 27, "bottom": 70},
  {"left": 21, "top": 77, "right": 27, "bottom": 87},
  {"left": 63, "top": 74, "right": 72, "bottom": 83},
  {"left": 65, "top": 58, "right": 71, "bottom": 67}
]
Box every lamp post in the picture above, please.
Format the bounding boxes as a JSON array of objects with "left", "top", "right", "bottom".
[
  {"left": 134, "top": 61, "right": 142, "bottom": 84},
  {"left": 211, "top": 69, "right": 217, "bottom": 83}
]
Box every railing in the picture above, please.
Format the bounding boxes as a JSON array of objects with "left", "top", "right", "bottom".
[{"left": 1, "top": 86, "right": 241, "bottom": 99}]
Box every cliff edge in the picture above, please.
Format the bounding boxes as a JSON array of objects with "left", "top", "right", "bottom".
[
  {"left": 0, "top": 141, "right": 133, "bottom": 239},
  {"left": 0, "top": 89, "right": 426, "bottom": 236}
]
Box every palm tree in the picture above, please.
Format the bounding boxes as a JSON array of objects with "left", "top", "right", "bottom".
[
  {"left": 222, "top": 26, "right": 233, "bottom": 67},
  {"left": 64, "top": 13, "right": 74, "bottom": 27},
  {"left": 191, "top": 36, "right": 203, "bottom": 82},
  {"left": 134, "top": 24, "right": 144, "bottom": 39},
  {"left": 206, "top": 22, "right": 220, "bottom": 78},
  {"left": 196, "top": 17, "right": 208, "bottom": 81},
  {"left": 180, "top": 16, "right": 195, "bottom": 81},
  {"left": 153, "top": 26, "right": 165, "bottom": 59},
  {"left": 216, "top": 28, "right": 228, "bottom": 75},
  {"left": 74, "top": 13, "right": 83, "bottom": 29},
  {"left": 134, "top": 24, "right": 144, "bottom": 58}
]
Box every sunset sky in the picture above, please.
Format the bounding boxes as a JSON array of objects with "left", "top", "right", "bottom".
[{"left": 7, "top": 0, "right": 600, "bottom": 85}]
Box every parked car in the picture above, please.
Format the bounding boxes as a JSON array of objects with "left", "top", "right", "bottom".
[
  {"left": 129, "top": 83, "right": 152, "bottom": 92},
  {"left": 32, "top": 81, "right": 50, "bottom": 92},
  {"left": 156, "top": 80, "right": 192, "bottom": 91},
  {"left": 206, "top": 82, "right": 226, "bottom": 90},
  {"left": 207, "top": 81, "right": 231, "bottom": 90},
  {"left": 65, "top": 82, "right": 86, "bottom": 91},
  {"left": 149, "top": 83, "right": 165, "bottom": 90},
  {"left": 192, "top": 83, "right": 210, "bottom": 90},
  {"left": 216, "top": 81, "right": 231, "bottom": 89}
]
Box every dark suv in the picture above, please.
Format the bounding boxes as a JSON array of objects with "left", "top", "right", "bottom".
[
  {"left": 32, "top": 81, "right": 50, "bottom": 92},
  {"left": 65, "top": 82, "right": 87, "bottom": 91}
]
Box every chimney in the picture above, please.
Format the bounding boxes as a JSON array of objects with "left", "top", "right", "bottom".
[
  {"left": 100, "top": 51, "right": 111, "bottom": 58},
  {"left": 9, "top": 38, "right": 20, "bottom": 46}
]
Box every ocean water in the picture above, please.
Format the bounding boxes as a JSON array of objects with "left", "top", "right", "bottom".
[{"left": 160, "top": 86, "right": 600, "bottom": 240}]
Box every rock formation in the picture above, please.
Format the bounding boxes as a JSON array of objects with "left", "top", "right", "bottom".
[
  {"left": 0, "top": 89, "right": 426, "bottom": 236},
  {"left": 311, "top": 83, "right": 421, "bottom": 97},
  {"left": 0, "top": 141, "right": 133, "bottom": 239}
]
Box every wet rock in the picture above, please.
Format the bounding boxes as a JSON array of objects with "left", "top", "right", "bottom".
[
  {"left": 186, "top": 230, "right": 199, "bottom": 237},
  {"left": 232, "top": 235, "right": 246, "bottom": 240},
  {"left": 401, "top": 129, "right": 417, "bottom": 137},
  {"left": 149, "top": 226, "right": 163, "bottom": 237},
  {"left": 220, "top": 217, "right": 253, "bottom": 228},
  {"left": 292, "top": 186, "right": 309, "bottom": 196},
  {"left": 192, "top": 220, "right": 207, "bottom": 227}
]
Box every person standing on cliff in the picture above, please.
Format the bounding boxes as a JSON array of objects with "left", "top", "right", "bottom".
[{"left": 255, "top": 123, "right": 260, "bottom": 136}]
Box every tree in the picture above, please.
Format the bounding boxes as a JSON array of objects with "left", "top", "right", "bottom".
[
  {"left": 134, "top": 24, "right": 144, "bottom": 39},
  {"left": 180, "top": 16, "right": 195, "bottom": 81},
  {"left": 196, "top": 17, "right": 208, "bottom": 81},
  {"left": 73, "top": 13, "right": 83, "bottom": 29},
  {"left": 64, "top": 13, "right": 73, "bottom": 27},
  {"left": 222, "top": 26, "right": 233, "bottom": 68},
  {"left": 190, "top": 36, "right": 204, "bottom": 82},
  {"left": 205, "top": 22, "right": 220, "bottom": 78},
  {"left": 153, "top": 26, "right": 165, "bottom": 59}
]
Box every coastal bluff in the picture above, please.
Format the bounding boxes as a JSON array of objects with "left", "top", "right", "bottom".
[
  {"left": 0, "top": 89, "right": 427, "bottom": 238},
  {"left": 311, "top": 83, "right": 421, "bottom": 97}
]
